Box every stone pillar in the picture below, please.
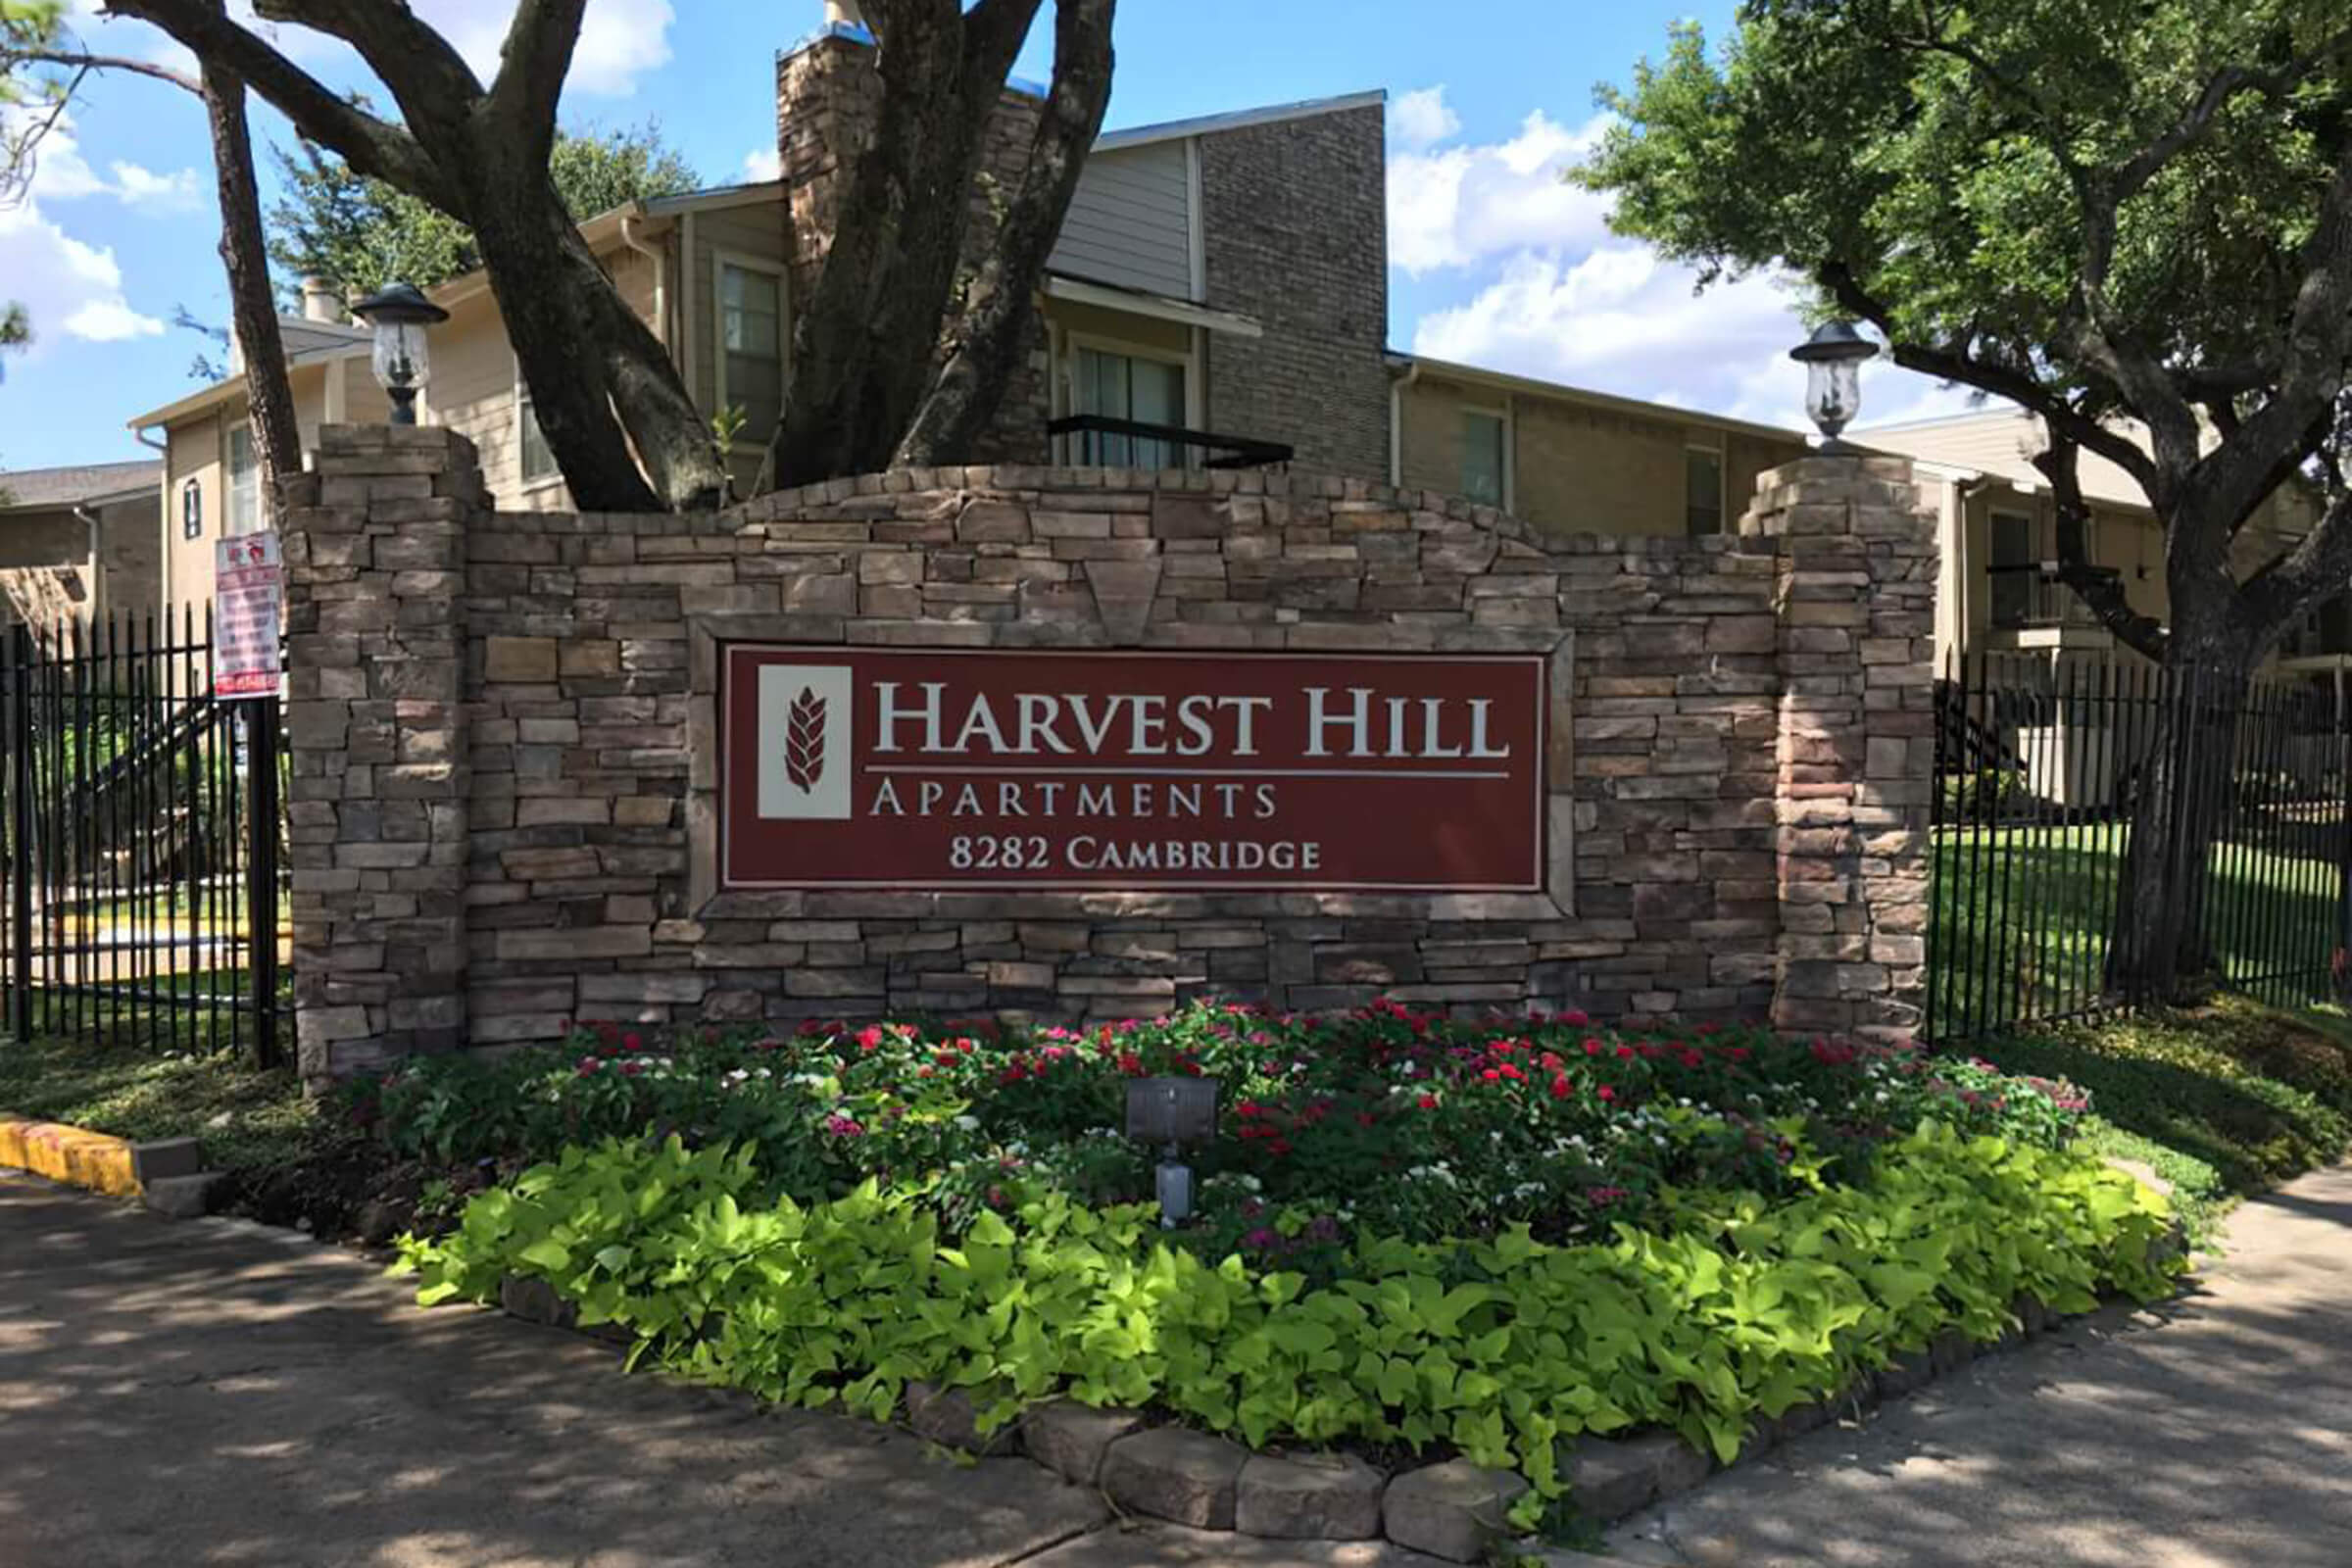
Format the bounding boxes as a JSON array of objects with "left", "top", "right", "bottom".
[
  {"left": 1739, "top": 455, "right": 1937, "bottom": 1042},
  {"left": 281, "top": 425, "right": 481, "bottom": 1084}
]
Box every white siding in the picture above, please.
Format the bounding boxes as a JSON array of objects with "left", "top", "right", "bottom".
[{"left": 1049, "top": 141, "right": 1194, "bottom": 300}]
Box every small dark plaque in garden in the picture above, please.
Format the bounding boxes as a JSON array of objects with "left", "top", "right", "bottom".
[{"left": 1126, "top": 1076, "right": 1218, "bottom": 1149}]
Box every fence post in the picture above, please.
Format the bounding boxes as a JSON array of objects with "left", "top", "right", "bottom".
[
  {"left": 5, "top": 623, "right": 29, "bottom": 1043},
  {"left": 247, "top": 696, "right": 282, "bottom": 1070}
]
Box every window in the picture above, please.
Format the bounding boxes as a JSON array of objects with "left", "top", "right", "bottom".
[
  {"left": 180, "top": 477, "right": 202, "bottom": 540},
  {"left": 1685, "top": 445, "right": 1725, "bottom": 535},
  {"left": 716, "top": 259, "right": 786, "bottom": 448},
  {"left": 1072, "top": 344, "right": 1188, "bottom": 467},
  {"left": 1989, "top": 511, "right": 2034, "bottom": 627},
  {"left": 1461, "top": 409, "right": 1505, "bottom": 508},
  {"left": 225, "top": 422, "right": 260, "bottom": 537},
  {"left": 514, "top": 357, "right": 557, "bottom": 486}
]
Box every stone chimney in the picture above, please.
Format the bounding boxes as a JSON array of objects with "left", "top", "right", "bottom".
[
  {"left": 822, "top": 0, "right": 865, "bottom": 24},
  {"left": 300, "top": 276, "right": 342, "bottom": 324}
]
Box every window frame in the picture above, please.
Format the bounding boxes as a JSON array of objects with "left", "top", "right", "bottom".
[
  {"left": 512, "top": 352, "right": 562, "bottom": 492},
  {"left": 710, "top": 248, "right": 791, "bottom": 457},
  {"left": 1054, "top": 325, "right": 1202, "bottom": 467},
  {"left": 223, "top": 418, "right": 261, "bottom": 538},
  {"left": 1684, "top": 440, "right": 1727, "bottom": 537},
  {"left": 1459, "top": 402, "right": 1511, "bottom": 513}
]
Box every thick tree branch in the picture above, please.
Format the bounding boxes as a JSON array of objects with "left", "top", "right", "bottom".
[
  {"left": 101, "top": 0, "right": 447, "bottom": 205},
  {"left": 2237, "top": 489, "right": 2352, "bottom": 638},
  {"left": 486, "top": 0, "right": 587, "bottom": 158},
  {"left": 251, "top": 0, "right": 485, "bottom": 111},
  {"left": 2181, "top": 149, "right": 2352, "bottom": 538},
  {"left": 898, "top": 0, "right": 1113, "bottom": 465},
  {"left": 2113, "top": 27, "right": 2352, "bottom": 205},
  {"left": 2034, "top": 438, "right": 2171, "bottom": 662},
  {"left": 1820, "top": 259, "right": 2159, "bottom": 487}
]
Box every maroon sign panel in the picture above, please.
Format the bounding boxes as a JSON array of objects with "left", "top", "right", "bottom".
[{"left": 719, "top": 647, "right": 1545, "bottom": 892}]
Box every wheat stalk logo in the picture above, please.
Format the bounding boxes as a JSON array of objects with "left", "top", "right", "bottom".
[{"left": 785, "top": 686, "right": 827, "bottom": 793}]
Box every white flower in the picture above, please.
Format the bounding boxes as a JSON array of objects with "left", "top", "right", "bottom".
[{"left": 953, "top": 1114, "right": 981, "bottom": 1131}]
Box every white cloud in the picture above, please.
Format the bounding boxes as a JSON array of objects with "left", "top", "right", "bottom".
[
  {"left": 61, "top": 298, "right": 166, "bottom": 342},
  {"left": 1413, "top": 247, "right": 1814, "bottom": 423},
  {"left": 742, "top": 145, "right": 782, "bottom": 183},
  {"left": 1391, "top": 85, "right": 1459, "bottom": 149},
  {"left": 106, "top": 161, "right": 203, "bottom": 211},
  {"left": 0, "top": 203, "right": 165, "bottom": 348},
  {"left": 1387, "top": 110, "right": 1612, "bottom": 277},
  {"left": 409, "top": 0, "right": 675, "bottom": 97},
  {"left": 1, "top": 109, "right": 200, "bottom": 211}
]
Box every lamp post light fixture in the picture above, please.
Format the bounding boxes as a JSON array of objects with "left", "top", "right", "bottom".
[
  {"left": 1789, "top": 319, "right": 1879, "bottom": 454},
  {"left": 1125, "top": 1075, "right": 1220, "bottom": 1229},
  {"left": 350, "top": 282, "right": 450, "bottom": 426}
]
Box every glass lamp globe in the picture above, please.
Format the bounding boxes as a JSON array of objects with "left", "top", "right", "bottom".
[
  {"left": 1789, "top": 320, "right": 1880, "bottom": 453},
  {"left": 350, "top": 282, "right": 452, "bottom": 425}
]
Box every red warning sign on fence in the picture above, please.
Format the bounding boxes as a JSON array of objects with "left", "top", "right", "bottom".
[{"left": 214, "top": 532, "right": 283, "bottom": 700}]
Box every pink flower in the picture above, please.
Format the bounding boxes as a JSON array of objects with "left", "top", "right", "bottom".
[
  {"left": 1596, "top": 1085, "right": 1616, "bottom": 1103},
  {"left": 857, "top": 1025, "right": 885, "bottom": 1052}
]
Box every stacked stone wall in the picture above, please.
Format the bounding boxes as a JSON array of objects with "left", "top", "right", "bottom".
[{"left": 283, "top": 429, "right": 1935, "bottom": 1081}]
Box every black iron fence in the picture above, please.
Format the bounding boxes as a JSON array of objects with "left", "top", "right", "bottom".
[
  {"left": 1047, "top": 414, "right": 1295, "bottom": 470},
  {"left": 1, "top": 614, "right": 285, "bottom": 1064},
  {"left": 1927, "top": 651, "right": 2352, "bottom": 1042}
]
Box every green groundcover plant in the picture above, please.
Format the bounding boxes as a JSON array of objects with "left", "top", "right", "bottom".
[
  {"left": 397, "top": 1120, "right": 2179, "bottom": 1523},
  {"left": 349, "top": 1002, "right": 2095, "bottom": 1258}
]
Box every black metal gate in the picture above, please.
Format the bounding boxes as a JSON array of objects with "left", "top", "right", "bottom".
[{"left": 0, "top": 613, "right": 284, "bottom": 1065}]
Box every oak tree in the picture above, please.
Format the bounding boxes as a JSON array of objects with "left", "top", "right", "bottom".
[{"left": 1581, "top": 0, "right": 2352, "bottom": 997}]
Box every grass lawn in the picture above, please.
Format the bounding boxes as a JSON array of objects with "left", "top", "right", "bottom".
[
  {"left": 1931, "top": 821, "right": 2344, "bottom": 1038},
  {"left": 1978, "top": 997, "right": 2352, "bottom": 1243},
  {"left": 0, "top": 1035, "right": 390, "bottom": 1229}
]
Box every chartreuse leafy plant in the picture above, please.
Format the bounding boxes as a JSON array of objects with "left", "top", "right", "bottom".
[{"left": 398, "top": 1123, "right": 2180, "bottom": 1516}]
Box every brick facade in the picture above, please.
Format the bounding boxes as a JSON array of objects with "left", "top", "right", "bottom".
[
  {"left": 281, "top": 427, "right": 1934, "bottom": 1083},
  {"left": 1200, "top": 106, "right": 1391, "bottom": 480}
]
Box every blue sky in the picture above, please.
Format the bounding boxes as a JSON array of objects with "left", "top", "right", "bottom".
[{"left": 0, "top": 0, "right": 1963, "bottom": 472}]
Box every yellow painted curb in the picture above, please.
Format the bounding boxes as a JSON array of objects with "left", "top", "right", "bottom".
[{"left": 0, "top": 1113, "right": 143, "bottom": 1198}]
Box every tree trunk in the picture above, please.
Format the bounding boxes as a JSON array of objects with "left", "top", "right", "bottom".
[
  {"left": 2108, "top": 612, "right": 2257, "bottom": 1002},
  {"left": 200, "top": 48, "right": 301, "bottom": 514}
]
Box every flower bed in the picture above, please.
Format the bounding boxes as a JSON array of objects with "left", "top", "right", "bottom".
[
  {"left": 373, "top": 1003, "right": 2173, "bottom": 1540},
  {"left": 353, "top": 1002, "right": 2090, "bottom": 1262}
]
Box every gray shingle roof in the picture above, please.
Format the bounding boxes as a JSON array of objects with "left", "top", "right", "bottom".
[{"left": 0, "top": 459, "right": 162, "bottom": 511}]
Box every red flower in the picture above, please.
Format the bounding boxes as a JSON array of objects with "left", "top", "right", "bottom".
[
  {"left": 1481, "top": 1068, "right": 1501, "bottom": 1082},
  {"left": 1559, "top": 1009, "right": 1590, "bottom": 1027},
  {"left": 857, "top": 1025, "right": 885, "bottom": 1052},
  {"left": 618, "top": 1060, "right": 643, "bottom": 1077},
  {"left": 1549, "top": 1075, "right": 1572, "bottom": 1099},
  {"left": 1418, "top": 1094, "right": 1439, "bottom": 1109},
  {"left": 1614, "top": 1045, "right": 1635, "bottom": 1060},
  {"left": 1584, "top": 1039, "right": 1603, "bottom": 1057},
  {"left": 623, "top": 1032, "right": 643, "bottom": 1052},
  {"left": 1596, "top": 1085, "right": 1616, "bottom": 1102}
]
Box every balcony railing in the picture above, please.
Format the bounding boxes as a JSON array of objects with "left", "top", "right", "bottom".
[
  {"left": 1048, "top": 415, "right": 1294, "bottom": 471},
  {"left": 1988, "top": 565, "right": 2104, "bottom": 631}
]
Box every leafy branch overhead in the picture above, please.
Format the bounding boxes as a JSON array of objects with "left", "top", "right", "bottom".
[
  {"left": 267, "top": 121, "right": 701, "bottom": 312},
  {"left": 1579, "top": 0, "right": 2352, "bottom": 669}
]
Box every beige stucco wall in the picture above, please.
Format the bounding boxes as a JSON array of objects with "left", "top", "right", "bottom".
[
  {"left": 1397, "top": 374, "right": 1808, "bottom": 539},
  {"left": 159, "top": 358, "right": 373, "bottom": 609}
]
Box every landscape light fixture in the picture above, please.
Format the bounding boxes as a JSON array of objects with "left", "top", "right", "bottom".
[
  {"left": 351, "top": 282, "right": 450, "bottom": 425},
  {"left": 1790, "top": 319, "right": 1879, "bottom": 454},
  {"left": 1125, "top": 1075, "right": 1219, "bottom": 1229}
]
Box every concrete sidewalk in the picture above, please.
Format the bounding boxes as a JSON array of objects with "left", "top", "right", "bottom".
[
  {"left": 1597, "top": 1161, "right": 2352, "bottom": 1567},
  {"left": 0, "top": 1174, "right": 1440, "bottom": 1568}
]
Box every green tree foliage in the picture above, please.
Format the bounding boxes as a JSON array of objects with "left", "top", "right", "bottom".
[
  {"left": 1581, "top": 0, "right": 2352, "bottom": 996},
  {"left": 267, "top": 122, "right": 700, "bottom": 310},
  {"left": 1579, "top": 0, "right": 2352, "bottom": 656}
]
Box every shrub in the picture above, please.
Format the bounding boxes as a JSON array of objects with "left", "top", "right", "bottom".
[
  {"left": 351, "top": 1004, "right": 2089, "bottom": 1249},
  {"left": 398, "top": 1121, "right": 2178, "bottom": 1514}
]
